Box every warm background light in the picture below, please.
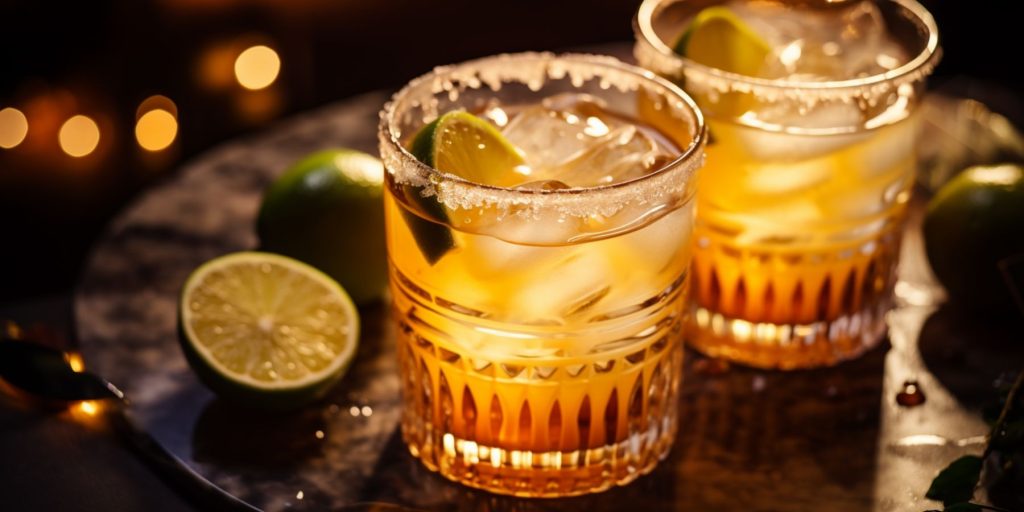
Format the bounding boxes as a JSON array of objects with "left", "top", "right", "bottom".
[
  {"left": 70, "top": 400, "right": 105, "bottom": 423},
  {"left": 66, "top": 353, "right": 85, "bottom": 373},
  {"left": 0, "top": 107, "right": 29, "bottom": 149},
  {"left": 58, "top": 115, "right": 101, "bottom": 157},
  {"left": 136, "top": 109, "right": 178, "bottom": 151},
  {"left": 79, "top": 401, "right": 99, "bottom": 416},
  {"left": 136, "top": 94, "right": 178, "bottom": 118},
  {"left": 234, "top": 45, "right": 280, "bottom": 90}
]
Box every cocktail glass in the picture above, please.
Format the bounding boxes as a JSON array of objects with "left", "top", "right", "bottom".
[
  {"left": 635, "top": 0, "right": 940, "bottom": 369},
  {"left": 378, "top": 52, "right": 705, "bottom": 496}
]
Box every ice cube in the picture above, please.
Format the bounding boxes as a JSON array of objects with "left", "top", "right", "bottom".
[
  {"left": 430, "top": 249, "right": 498, "bottom": 313},
  {"left": 515, "top": 179, "right": 571, "bottom": 191},
  {"left": 740, "top": 101, "right": 870, "bottom": 161},
  {"left": 836, "top": 1, "right": 908, "bottom": 78},
  {"left": 819, "top": 177, "right": 903, "bottom": 221},
  {"left": 742, "top": 158, "right": 832, "bottom": 195},
  {"left": 480, "top": 99, "right": 511, "bottom": 128},
  {"left": 858, "top": 113, "right": 918, "bottom": 179},
  {"left": 621, "top": 202, "right": 694, "bottom": 274},
  {"left": 458, "top": 197, "right": 582, "bottom": 279},
  {"left": 509, "top": 248, "right": 614, "bottom": 324},
  {"left": 541, "top": 92, "right": 610, "bottom": 114},
  {"left": 736, "top": 0, "right": 908, "bottom": 81},
  {"left": 547, "top": 125, "right": 671, "bottom": 187},
  {"left": 460, "top": 234, "right": 567, "bottom": 280},
  {"left": 732, "top": 199, "right": 823, "bottom": 245},
  {"left": 754, "top": 99, "right": 864, "bottom": 131},
  {"left": 501, "top": 94, "right": 617, "bottom": 171}
]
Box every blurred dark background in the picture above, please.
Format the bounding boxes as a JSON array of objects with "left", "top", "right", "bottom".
[{"left": 0, "top": 0, "right": 1020, "bottom": 303}]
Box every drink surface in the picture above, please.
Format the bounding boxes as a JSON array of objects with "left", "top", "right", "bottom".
[
  {"left": 385, "top": 92, "right": 696, "bottom": 495},
  {"left": 703, "top": 0, "right": 909, "bottom": 82},
  {"left": 636, "top": 0, "right": 935, "bottom": 368}
]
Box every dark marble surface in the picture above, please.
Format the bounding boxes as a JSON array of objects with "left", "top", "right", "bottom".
[{"left": 74, "top": 89, "right": 1024, "bottom": 511}]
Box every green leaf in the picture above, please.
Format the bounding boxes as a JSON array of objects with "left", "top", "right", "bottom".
[
  {"left": 926, "top": 455, "right": 983, "bottom": 505},
  {"left": 944, "top": 503, "right": 983, "bottom": 512}
]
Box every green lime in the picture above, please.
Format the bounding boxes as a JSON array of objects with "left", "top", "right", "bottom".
[
  {"left": 673, "top": 6, "right": 771, "bottom": 117},
  {"left": 674, "top": 6, "right": 771, "bottom": 76},
  {"left": 410, "top": 111, "right": 527, "bottom": 187},
  {"left": 402, "top": 111, "right": 527, "bottom": 264},
  {"left": 179, "top": 252, "right": 359, "bottom": 410},
  {"left": 257, "top": 149, "right": 387, "bottom": 304},
  {"left": 923, "top": 163, "right": 1024, "bottom": 311}
]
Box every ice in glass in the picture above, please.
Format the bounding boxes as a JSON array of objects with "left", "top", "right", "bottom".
[
  {"left": 635, "top": 0, "right": 940, "bottom": 368},
  {"left": 378, "top": 53, "right": 705, "bottom": 496}
]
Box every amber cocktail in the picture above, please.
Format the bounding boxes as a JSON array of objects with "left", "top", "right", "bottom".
[
  {"left": 635, "top": 0, "right": 940, "bottom": 368},
  {"left": 379, "top": 53, "right": 705, "bottom": 496}
]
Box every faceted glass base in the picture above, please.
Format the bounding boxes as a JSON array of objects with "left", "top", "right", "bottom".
[
  {"left": 685, "top": 297, "right": 890, "bottom": 370},
  {"left": 402, "top": 416, "right": 677, "bottom": 497},
  {"left": 394, "top": 282, "right": 687, "bottom": 497}
]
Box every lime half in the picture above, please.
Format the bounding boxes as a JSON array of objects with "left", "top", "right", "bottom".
[
  {"left": 675, "top": 6, "right": 771, "bottom": 76},
  {"left": 179, "top": 252, "right": 359, "bottom": 410}
]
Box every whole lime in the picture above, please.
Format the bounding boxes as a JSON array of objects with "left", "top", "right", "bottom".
[
  {"left": 257, "top": 149, "right": 387, "bottom": 304},
  {"left": 923, "top": 163, "right": 1024, "bottom": 311}
]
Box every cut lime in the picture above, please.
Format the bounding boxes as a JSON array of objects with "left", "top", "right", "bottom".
[
  {"left": 674, "top": 6, "right": 771, "bottom": 77},
  {"left": 404, "top": 111, "right": 527, "bottom": 264},
  {"left": 411, "top": 111, "right": 528, "bottom": 187},
  {"left": 179, "top": 252, "right": 359, "bottom": 410},
  {"left": 396, "top": 185, "right": 456, "bottom": 266}
]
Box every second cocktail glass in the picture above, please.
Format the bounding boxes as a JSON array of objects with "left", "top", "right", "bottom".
[
  {"left": 379, "top": 53, "right": 705, "bottom": 496},
  {"left": 635, "top": 0, "right": 940, "bottom": 369}
]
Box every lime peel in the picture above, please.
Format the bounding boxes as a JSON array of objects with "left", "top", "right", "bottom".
[
  {"left": 674, "top": 6, "right": 772, "bottom": 77},
  {"left": 257, "top": 148, "right": 388, "bottom": 305}
]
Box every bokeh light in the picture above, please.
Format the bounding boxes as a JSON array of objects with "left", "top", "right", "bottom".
[
  {"left": 58, "top": 115, "right": 101, "bottom": 157},
  {"left": 70, "top": 400, "right": 105, "bottom": 423},
  {"left": 234, "top": 45, "right": 280, "bottom": 90},
  {"left": 66, "top": 353, "right": 85, "bottom": 373},
  {"left": 0, "top": 107, "right": 29, "bottom": 149},
  {"left": 136, "top": 110, "right": 177, "bottom": 151},
  {"left": 135, "top": 96, "right": 178, "bottom": 152},
  {"left": 79, "top": 401, "right": 98, "bottom": 415}
]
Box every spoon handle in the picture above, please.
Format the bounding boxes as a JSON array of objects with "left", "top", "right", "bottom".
[{"left": 106, "top": 403, "right": 262, "bottom": 512}]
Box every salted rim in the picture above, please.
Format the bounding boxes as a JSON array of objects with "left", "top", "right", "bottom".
[
  {"left": 377, "top": 52, "right": 706, "bottom": 201},
  {"left": 633, "top": 0, "right": 941, "bottom": 98}
]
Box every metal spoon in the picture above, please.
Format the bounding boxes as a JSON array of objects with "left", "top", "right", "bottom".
[
  {"left": 0, "top": 340, "right": 418, "bottom": 512},
  {"left": 0, "top": 339, "right": 260, "bottom": 511}
]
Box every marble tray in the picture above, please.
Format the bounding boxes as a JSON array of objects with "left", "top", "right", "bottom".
[{"left": 75, "top": 89, "right": 1023, "bottom": 512}]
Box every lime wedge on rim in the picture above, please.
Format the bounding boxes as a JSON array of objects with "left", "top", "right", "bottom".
[
  {"left": 402, "top": 111, "right": 528, "bottom": 264},
  {"left": 179, "top": 251, "right": 358, "bottom": 410},
  {"left": 674, "top": 6, "right": 772, "bottom": 77},
  {"left": 411, "top": 111, "right": 528, "bottom": 187}
]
